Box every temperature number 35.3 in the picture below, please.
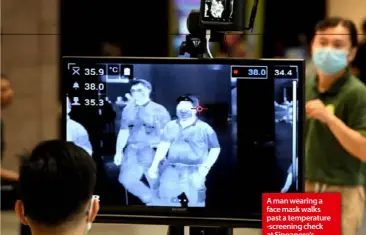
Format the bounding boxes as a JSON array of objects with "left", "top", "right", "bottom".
[
  {"left": 84, "top": 83, "right": 105, "bottom": 91},
  {"left": 84, "top": 99, "right": 104, "bottom": 106}
]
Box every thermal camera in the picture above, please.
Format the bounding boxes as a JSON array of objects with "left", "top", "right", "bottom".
[
  {"left": 200, "top": 0, "right": 259, "bottom": 32},
  {"left": 179, "top": 0, "right": 260, "bottom": 58}
]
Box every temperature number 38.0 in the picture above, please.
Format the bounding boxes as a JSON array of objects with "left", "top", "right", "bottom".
[
  {"left": 84, "top": 83, "right": 105, "bottom": 91},
  {"left": 248, "top": 69, "right": 267, "bottom": 76}
]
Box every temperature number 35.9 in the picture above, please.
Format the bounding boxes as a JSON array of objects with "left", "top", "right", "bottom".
[
  {"left": 84, "top": 68, "right": 105, "bottom": 76},
  {"left": 84, "top": 83, "right": 105, "bottom": 91}
]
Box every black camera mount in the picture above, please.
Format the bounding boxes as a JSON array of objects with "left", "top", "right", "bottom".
[{"left": 179, "top": 0, "right": 259, "bottom": 58}]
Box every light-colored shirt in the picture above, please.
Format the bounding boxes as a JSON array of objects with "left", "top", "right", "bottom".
[
  {"left": 162, "top": 119, "right": 220, "bottom": 165},
  {"left": 120, "top": 101, "right": 171, "bottom": 145},
  {"left": 67, "top": 119, "right": 92, "bottom": 156}
]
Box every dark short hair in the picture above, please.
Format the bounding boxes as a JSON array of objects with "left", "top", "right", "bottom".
[
  {"left": 314, "top": 17, "right": 358, "bottom": 47},
  {"left": 131, "top": 79, "right": 152, "bottom": 90},
  {"left": 362, "top": 18, "right": 366, "bottom": 33},
  {"left": 19, "top": 140, "right": 96, "bottom": 226},
  {"left": 176, "top": 95, "right": 199, "bottom": 107}
]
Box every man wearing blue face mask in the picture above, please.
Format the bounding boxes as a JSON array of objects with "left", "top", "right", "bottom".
[{"left": 305, "top": 17, "right": 366, "bottom": 235}]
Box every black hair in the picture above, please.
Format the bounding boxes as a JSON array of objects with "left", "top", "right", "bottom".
[
  {"left": 314, "top": 17, "right": 358, "bottom": 47},
  {"left": 130, "top": 79, "right": 152, "bottom": 90},
  {"left": 19, "top": 140, "right": 96, "bottom": 226},
  {"left": 362, "top": 18, "right": 366, "bottom": 33},
  {"left": 176, "top": 95, "right": 199, "bottom": 107}
]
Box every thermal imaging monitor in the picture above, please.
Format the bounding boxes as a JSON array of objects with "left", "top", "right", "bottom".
[{"left": 62, "top": 57, "right": 304, "bottom": 225}]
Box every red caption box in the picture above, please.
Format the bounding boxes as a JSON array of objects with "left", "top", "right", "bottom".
[{"left": 262, "top": 193, "right": 341, "bottom": 235}]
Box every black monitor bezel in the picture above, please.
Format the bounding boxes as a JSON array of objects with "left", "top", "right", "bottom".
[{"left": 61, "top": 57, "right": 305, "bottom": 227}]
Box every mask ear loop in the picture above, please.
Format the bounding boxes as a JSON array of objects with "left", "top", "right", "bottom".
[
  {"left": 86, "top": 195, "right": 100, "bottom": 217},
  {"left": 86, "top": 195, "right": 100, "bottom": 232}
]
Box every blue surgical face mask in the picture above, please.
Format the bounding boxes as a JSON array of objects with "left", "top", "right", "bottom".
[{"left": 312, "top": 48, "right": 348, "bottom": 75}]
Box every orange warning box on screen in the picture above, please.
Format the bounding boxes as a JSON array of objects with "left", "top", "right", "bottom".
[{"left": 262, "top": 193, "right": 341, "bottom": 235}]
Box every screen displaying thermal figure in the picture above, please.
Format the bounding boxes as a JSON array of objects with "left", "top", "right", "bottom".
[
  {"left": 274, "top": 79, "right": 299, "bottom": 193},
  {"left": 66, "top": 96, "right": 93, "bottom": 156},
  {"left": 203, "top": 0, "right": 234, "bottom": 22},
  {"left": 100, "top": 64, "right": 230, "bottom": 207},
  {"left": 63, "top": 57, "right": 303, "bottom": 220}
]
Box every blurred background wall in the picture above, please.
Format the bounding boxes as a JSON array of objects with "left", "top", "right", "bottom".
[
  {"left": 1, "top": 0, "right": 59, "bottom": 172},
  {"left": 327, "top": 0, "right": 366, "bottom": 39},
  {"left": 1, "top": 0, "right": 366, "bottom": 234}
]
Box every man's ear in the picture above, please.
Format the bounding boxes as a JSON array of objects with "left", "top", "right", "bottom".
[
  {"left": 14, "top": 200, "right": 29, "bottom": 225},
  {"left": 87, "top": 199, "right": 100, "bottom": 222}
]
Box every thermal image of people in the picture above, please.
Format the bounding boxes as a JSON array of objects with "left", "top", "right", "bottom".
[
  {"left": 275, "top": 100, "right": 298, "bottom": 124},
  {"left": 211, "top": 0, "right": 224, "bottom": 18},
  {"left": 147, "top": 95, "right": 221, "bottom": 207},
  {"left": 204, "top": 4, "right": 209, "bottom": 17},
  {"left": 114, "top": 79, "right": 171, "bottom": 204},
  {"left": 66, "top": 97, "right": 93, "bottom": 156}
]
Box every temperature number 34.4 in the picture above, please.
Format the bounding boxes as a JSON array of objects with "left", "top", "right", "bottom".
[{"left": 84, "top": 83, "right": 105, "bottom": 91}]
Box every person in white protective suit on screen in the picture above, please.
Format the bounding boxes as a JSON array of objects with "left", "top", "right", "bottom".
[
  {"left": 147, "top": 95, "right": 221, "bottom": 207},
  {"left": 66, "top": 97, "right": 93, "bottom": 156}
]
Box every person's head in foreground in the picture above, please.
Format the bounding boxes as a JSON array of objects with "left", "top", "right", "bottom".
[
  {"left": 311, "top": 17, "right": 358, "bottom": 77},
  {"left": 15, "top": 140, "right": 99, "bottom": 235}
]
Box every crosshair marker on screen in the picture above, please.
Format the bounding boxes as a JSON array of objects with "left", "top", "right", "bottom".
[{"left": 192, "top": 102, "right": 208, "bottom": 115}]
